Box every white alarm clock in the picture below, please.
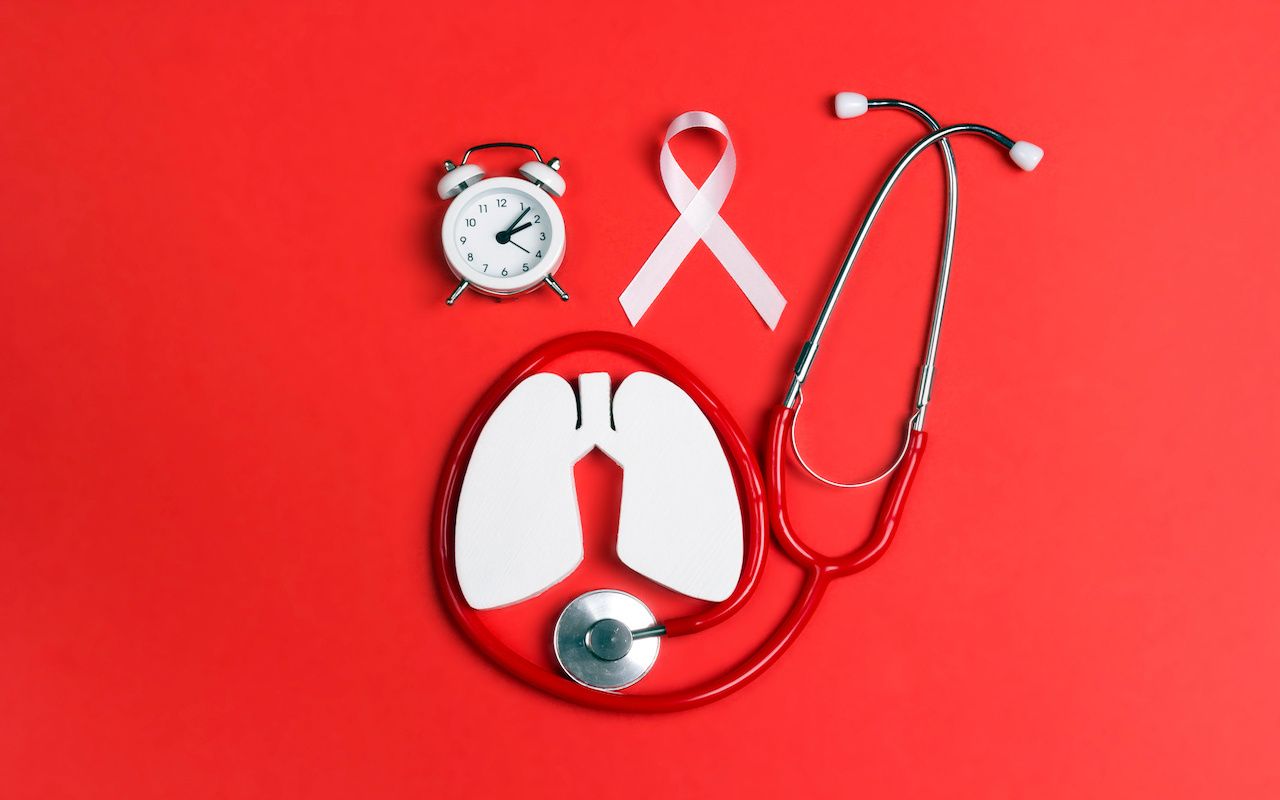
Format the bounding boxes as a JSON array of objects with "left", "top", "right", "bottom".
[{"left": 436, "top": 142, "right": 568, "bottom": 305}]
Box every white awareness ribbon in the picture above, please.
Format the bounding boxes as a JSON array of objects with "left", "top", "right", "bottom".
[{"left": 619, "top": 111, "right": 786, "bottom": 328}]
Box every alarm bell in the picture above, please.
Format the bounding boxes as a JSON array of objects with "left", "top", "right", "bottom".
[
  {"left": 517, "top": 158, "right": 565, "bottom": 197},
  {"left": 436, "top": 162, "right": 485, "bottom": 199}
]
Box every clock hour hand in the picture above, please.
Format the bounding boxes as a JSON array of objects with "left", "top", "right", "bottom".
[
  {"left": 495, "top": 207, "right": 531, "bottom": 244},
  {"left": 506, "top": 222, "right": 533, "bottom": 236}
]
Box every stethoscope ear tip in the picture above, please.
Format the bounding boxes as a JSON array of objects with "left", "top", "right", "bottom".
[
  {"left": 834, "top": 92, "right": 869, "bottom": 119},
  {"left": 1010, "top": 140, "right": 1045, "bottom": 171}
]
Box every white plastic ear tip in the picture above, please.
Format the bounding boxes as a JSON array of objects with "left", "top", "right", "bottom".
[
  {"left": 834, "top": 92, "right": 869, "bottom": 119},
  {"left": 1010, "top": 141, "right": 1044, "bottom": 172}
]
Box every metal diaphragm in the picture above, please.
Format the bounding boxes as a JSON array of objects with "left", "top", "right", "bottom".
[{"left": 553, "top": 590, "right": 659, "bottom": 691}]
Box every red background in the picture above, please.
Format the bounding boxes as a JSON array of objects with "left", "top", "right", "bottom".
[{"left": 3, "top": 2, "right": 1278, "bottom": 797}]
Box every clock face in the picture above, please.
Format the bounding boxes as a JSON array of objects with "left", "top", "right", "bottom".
[{"left": 448, "top": 184, "right": 557, "bottom": 289}]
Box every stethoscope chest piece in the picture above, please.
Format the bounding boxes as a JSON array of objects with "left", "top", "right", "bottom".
[{"left": 553, "top": 590, "right": 661, "bottom": 691}]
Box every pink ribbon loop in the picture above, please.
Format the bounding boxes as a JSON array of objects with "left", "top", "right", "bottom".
[{"left": 620, "top": 111, "right": 786, "bottom": 328}]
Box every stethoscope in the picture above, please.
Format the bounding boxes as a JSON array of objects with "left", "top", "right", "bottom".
[{"left": 431, "top": 94, "right": 1042, "bottom": 712}]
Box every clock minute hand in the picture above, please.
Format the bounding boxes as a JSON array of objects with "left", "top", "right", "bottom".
[
  {"left": 495, "top": 206, "right": 531, "bottom": 244},
  {"left": 503, "top": 207, "right": 531, "bottom": 233},
  {"left": 508, "top": 206, "right": 531, "bottom": 226}
]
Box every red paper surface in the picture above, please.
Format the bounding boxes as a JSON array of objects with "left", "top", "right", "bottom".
[{"left": 2, "top": 3, "right": 1278, "bottom": 797}]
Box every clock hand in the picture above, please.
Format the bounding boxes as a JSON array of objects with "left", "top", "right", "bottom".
[
  {"left": 504, "top": 206, "right": 529, "bottom": 230},
  {"left": 495, "top": 207, "right": 532, "bottom": 245},
  {"left": 507, "top": 222, "right": 533, "bottom": 236},
  {"left": 509, "top": 239, "right": 530, "bottom": 253}
]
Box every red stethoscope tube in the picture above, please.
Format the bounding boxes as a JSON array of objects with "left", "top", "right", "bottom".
[
  {"left": 767, "top": 405, "right": 927, "bottom": 579},
  {"left": 430, "top": 331, "right": 926, "bottom": 712}
]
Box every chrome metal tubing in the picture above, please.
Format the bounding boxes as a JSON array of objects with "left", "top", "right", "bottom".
[{"left": 783, "top": 122, "right": 1015, "bottom": 412}]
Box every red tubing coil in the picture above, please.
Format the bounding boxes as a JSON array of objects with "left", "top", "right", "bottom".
[{"left": 430, "top": 332, "right": 926, "bottom": 712}]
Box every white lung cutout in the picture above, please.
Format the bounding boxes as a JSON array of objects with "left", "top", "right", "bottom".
[
  {"left": 456, "top": 374, "right": 590, "bottom": 609},
  {"left": 608, "top": 373, "right": 743, "bottom": 602},
  {"left": 455, "top": 371, "right": 743, "bottom": 609}
]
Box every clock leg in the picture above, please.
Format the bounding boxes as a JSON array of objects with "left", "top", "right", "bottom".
[
  {"left": 446, "top": 280, "right": 470, "bottom": 306},
  {"left": 544, "top": 276, "right": 569, "bottom": 302}
]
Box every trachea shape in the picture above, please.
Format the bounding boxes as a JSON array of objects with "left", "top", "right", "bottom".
[{"left": 455, "top": 372, "right": 743, "bottom": 609}]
